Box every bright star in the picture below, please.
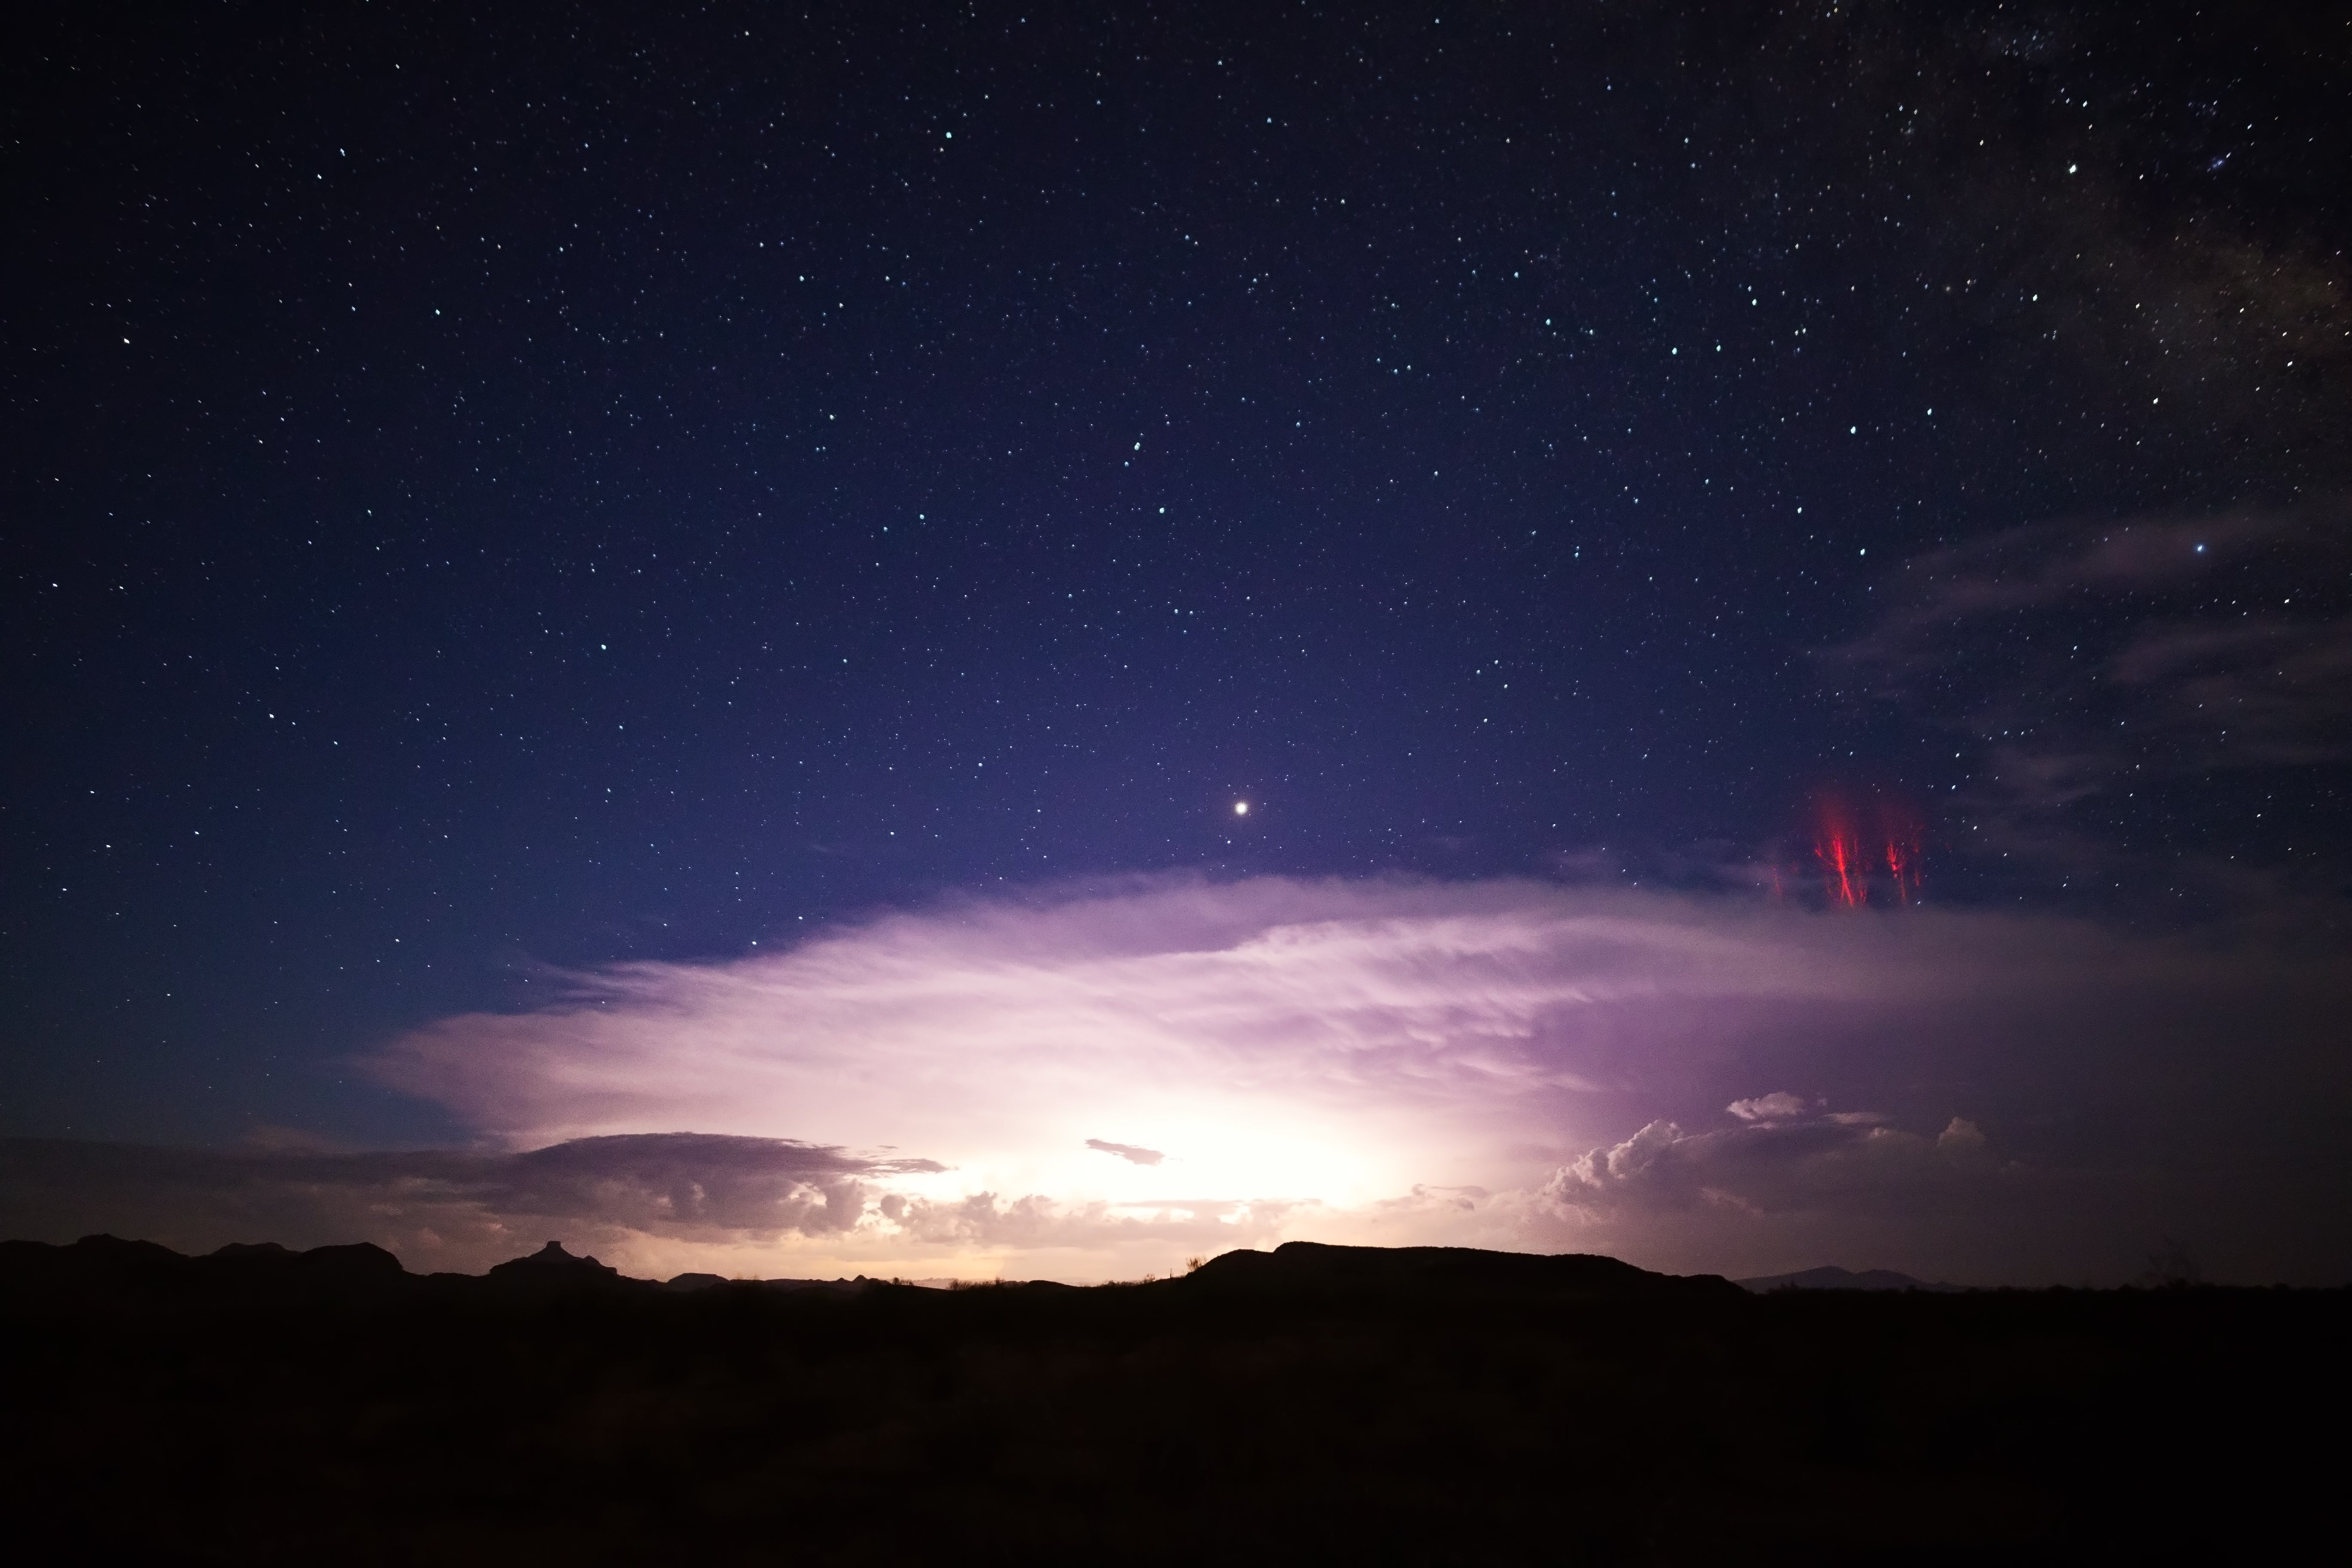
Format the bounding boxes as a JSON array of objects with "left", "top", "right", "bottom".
[{"left": 1234, "top": 801, "right": 1249, "bottom": 815}]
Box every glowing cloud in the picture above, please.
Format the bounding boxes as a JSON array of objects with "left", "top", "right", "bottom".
[
  {"left": 365, "top": 878, "right": 1903, "bottom": 1216},
  {"left": 317, "top": 875, "right": 2352, "bottom": 1284}
]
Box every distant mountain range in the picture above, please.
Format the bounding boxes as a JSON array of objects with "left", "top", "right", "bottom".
[
  {"left": 1736, "top": 1265, "right": 1967, "bottom": 1292},
  {"left": 0, "top": 1234, "right": 1747, "bottom": 1305},
  {"left": 0, "top": 1234, "right": 1988, "bottom": 1303},
  {"left": 0, "top": 1233, "right": 890, "bottom": 1306}
]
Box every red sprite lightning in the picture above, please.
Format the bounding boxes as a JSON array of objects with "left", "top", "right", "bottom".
[{"left": 1809, "top": 796, "right": 1923, "bottom": 908}]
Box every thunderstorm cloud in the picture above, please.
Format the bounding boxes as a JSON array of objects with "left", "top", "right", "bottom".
[{"left": 10, "top": 876, "right": 2337, "bottom": 1283}]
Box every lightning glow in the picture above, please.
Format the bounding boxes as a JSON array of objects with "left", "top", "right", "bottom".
[{"left": 1807, "top": 796, "right": 1925, "bottom": 909}]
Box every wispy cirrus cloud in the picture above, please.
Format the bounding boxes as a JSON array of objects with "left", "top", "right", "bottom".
[{"left": 1831, "top": 501, "right": 2352, "bottom": 836}]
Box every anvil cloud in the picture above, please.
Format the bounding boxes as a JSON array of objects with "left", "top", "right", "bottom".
[
  {"left": 334, "top": 877, "right": 2346, "bottom": 1283},
  {"left": 9, "top": 877, "right": 2341, "bottom": 1283}
]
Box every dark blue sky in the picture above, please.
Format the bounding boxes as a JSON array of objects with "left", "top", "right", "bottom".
[{"left": 7, "top": 1, "right": 2349, "bottom": 1152}]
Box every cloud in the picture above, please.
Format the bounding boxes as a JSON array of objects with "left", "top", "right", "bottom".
[
  {"left": 1832, "top": 502, "right": 2352, "bottom": 841},
  {"left": 364, "top": 877, "right": 1929, "bottom": 1217},
  {"left": 12, "top": 877, "right": 2348, "bottom": 1283},
  {"left": 1087, "top": 1139, "right": 1165, "bottom": 1167},
  {"left": 1727, "top": 1093, "right": 1810, "bottom": 1124},
  {"left": 343, "top": 877, "right": 2349, "bottom": 1282},
  {"left": 478, "top": 1132, "right": 942, "bottom": 1234},
  {"left": 1544, "top": 1109, "right": 2002, "bottom": 1219},
  {"left": 0, "top": 1133, "right": 939, "bottom": 1274}
]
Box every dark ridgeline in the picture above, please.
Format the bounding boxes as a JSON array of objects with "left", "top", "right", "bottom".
[
  {"left": 1, "top": 1237, "right": 2342, "bottom": 1563},
  {"left": 1187, "top": 1239, "right": 1744, "bottom": 1300},
  {"left": 1735, "top": 1265, "right": 1968, "bottom": 1293}
]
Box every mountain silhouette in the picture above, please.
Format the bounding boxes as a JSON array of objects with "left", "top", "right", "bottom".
[
  {"left": 1184, "top": 1240, "right": 1740, "bottom": 1299},
  {"left": 484, "top": 1239, "right": 631, "bottom": 1291},
  {"left": 0, "top": 1233, "right": 407, "bottom": 1308}
]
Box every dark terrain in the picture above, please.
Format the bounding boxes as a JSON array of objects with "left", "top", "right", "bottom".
[
  {"left": 1734, "top": 1265, "right": 1966, "bottom": 1292},
  {"left": 1, "top": 1236, "right": 2340, "bottom": 1564}
]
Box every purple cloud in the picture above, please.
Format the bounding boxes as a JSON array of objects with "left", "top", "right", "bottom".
[
  {"left": 11, "top": 878, "right": 2339, "bottom": 1284},
  {"left": 1087, "top": 1139, "right": 1166, "bottom": 1167},
  {"left": 1726, "top": 1093, "right": 1811, "bottom": 1124},
  {"left": 319, "top": 876, "right": 2351, "bottom": 1283},
  {"left": 0, "top": 1133, "right": 943, "bottom": 1274},
  {"left": 1546, "top": 1111, "right": 1995, "bottom": 1217}
]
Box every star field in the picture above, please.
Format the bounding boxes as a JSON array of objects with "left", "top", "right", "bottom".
[{"left": 6, "top": 1, "right": 2349, "bottom": 1146}]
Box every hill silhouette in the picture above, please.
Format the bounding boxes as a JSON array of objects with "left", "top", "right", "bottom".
[
  {"left": 0, "top": 1233, "right": 2340, "bottom": 1562},
  {"left": 1189, "top": 1239, "right": 1742, "bottom": 1299},
  {"left": 483, "top": 1238, "right": 632, "bottom": 1292}
]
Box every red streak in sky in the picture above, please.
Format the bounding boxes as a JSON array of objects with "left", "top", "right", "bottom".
[
  {"left": 1810, "top": 797, "right": 1923, "bottom": 909},
  {"left": 1816, "top": 827, "right": 1861, "bottom": 907}
]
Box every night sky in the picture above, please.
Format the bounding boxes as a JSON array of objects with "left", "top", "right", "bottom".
[{"left": 7, "top": 3, "right": 2349, "bottom": 1284}]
